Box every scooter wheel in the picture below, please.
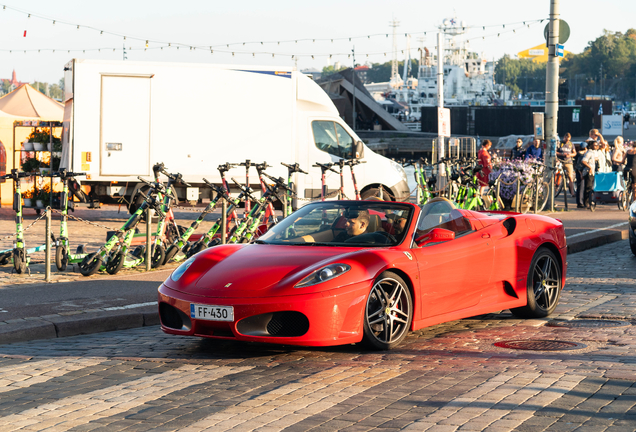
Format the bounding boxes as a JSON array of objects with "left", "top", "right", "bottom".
[
  {"left": 56, "top": 245, "right": 68, "bottom": 271},
  {"left": 106, "top": 251, "right": 125, "bottom": 275},
  {"left": 79, "top": 253, "right": 103, "bottom": 276},
  {"left": 13, "top": 248, "right": 26, "bottom": 274},
  {"left": 164, "top": 244, "right": 180, "bottom": 264},
  {"left": 132, "top": 245, "right": 145, "bottom": 259},
  {"left": 151, "top": 244, "right": 165, "bottom": 268},
  {"left": 0, "top": 251, "right": 10, "bottom": 266},
  {"left": 186, "top": 242, "right": 206, "bottom": 258},
  {"left": 207, "top": 238, "right": 222, "bottom": 247}
]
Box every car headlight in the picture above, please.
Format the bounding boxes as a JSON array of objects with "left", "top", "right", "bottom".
[
  {"left": 391, "top": 160, "right": 408, "bottom": 182},
  {"left": 294, "top": 263, "right": 351, "bottom": 288},
  {"left": 171, "top": 256, "right": 196, "bottom": 282}
]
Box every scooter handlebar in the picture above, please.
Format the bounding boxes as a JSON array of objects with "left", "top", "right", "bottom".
[
  {"left": 281, "top": 162, "right": 308, "bottom": 175},
  {"left": 312, "top": 162, "right": 339, "bottom": 174}
]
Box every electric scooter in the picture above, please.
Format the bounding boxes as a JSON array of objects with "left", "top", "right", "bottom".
[
  {"left": 312, "top": 162, "right": 339, "bottom": 201},
  {"left": 0, "top": 169, "right": 51, "bottom": 274},
  {"left": 52, "top": 169, "right": 88, "bottom": 271},
  {"left": 281, "top": 162, "right": 307, "bottom": 217},
  {"left": 344, "top": 159, "right": 366, "bottom": 200},
  {"left": 78, "top": 184, "right": 168, "bottom": 276}
]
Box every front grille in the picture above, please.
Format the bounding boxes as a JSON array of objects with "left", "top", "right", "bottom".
[
  {"left": 267, "top": 312, "right": 309, "bottom": 337},
  {"left": 237, "top": 311, "right": 309, "bottom": 337}
]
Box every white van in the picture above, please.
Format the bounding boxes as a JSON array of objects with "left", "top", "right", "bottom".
[{"left": 61, "top": 59, "right": 409, "bottom": 209}]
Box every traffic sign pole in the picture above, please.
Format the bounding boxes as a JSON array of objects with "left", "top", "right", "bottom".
[{"left": 545, "top": 0, "right": 560, "bottom": 212}]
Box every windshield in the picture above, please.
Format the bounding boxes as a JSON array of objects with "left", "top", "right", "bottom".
[{"left": 258, "top": 202, "right": 414, "bottom": 247}]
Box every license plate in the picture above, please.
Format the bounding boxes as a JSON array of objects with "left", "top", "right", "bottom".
[{"left": 190, "top": 304, "right": 234, "bottom": 322}]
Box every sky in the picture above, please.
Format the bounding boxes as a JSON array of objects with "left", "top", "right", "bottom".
[{"left": 1, "top": 0, "right": 634, "bottom": 84}]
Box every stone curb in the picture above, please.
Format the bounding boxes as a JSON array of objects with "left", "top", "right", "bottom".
[
  {"left": 0, "top": 307, "right": 159, "bottom": 345},
  {"left": 567, "top": 228, "right": 629, "bottom": 255}
]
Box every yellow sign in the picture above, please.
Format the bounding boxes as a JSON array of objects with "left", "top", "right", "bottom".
[{"left": 518, "top": 43, "right": 571, "bottom": 63}]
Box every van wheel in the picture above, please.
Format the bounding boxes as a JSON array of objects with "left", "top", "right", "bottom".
[{"left": 361, "top": 187, "right": 394, "bottom": 201}]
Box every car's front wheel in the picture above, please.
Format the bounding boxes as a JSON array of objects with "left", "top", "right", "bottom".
[
  {"left": 362, "top": 271, "right": 413, "bottom": 350},
  {"left": 511, "top": 247, "right": 562, "bottom": 318}
]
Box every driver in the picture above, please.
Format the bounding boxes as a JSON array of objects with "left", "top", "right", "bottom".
[{"left": 333, "top": 209, "right": 370, "bottom": 242}]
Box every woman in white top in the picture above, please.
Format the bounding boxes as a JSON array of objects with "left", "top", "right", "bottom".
[{"left": 597, "top": 141, "right": 612, "bottom": 173}]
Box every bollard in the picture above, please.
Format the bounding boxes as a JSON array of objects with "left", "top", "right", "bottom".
[
  {"left": 534, "top": 176, "right": 540, "bottom": 214},
  {"left": 221, "top": 199, "right": 227, "bottom": 245},
  {"left": 45, "top": 207, "right": 51, "bottom": 282},
  {"left": 563, "top": 174, "right": 569, "bottom": 211},
  {"left": 515, "top": 178, "right": 521, "bottom": 213},
  {"left": 146, "top": 207, "right": 152, "bottom": 271}
]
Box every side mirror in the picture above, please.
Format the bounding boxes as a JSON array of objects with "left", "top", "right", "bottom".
[
  {"left": 415, "top": 228, "right": 455, "bottom": 247},
  {"left": 354, "top": 141, "right": 364, "bottom": 159}
]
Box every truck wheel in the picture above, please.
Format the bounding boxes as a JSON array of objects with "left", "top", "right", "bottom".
[
  {"left": 56, "top": 245, "right": 68, "bottom": 271},
  {"left": 361, "top": 187, "right": 394, "bottom": 201},
  {"left": 79, "top": 253, "right": 103, "bottom": 276}
]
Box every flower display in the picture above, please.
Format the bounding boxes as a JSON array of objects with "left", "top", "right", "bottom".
[{"left": 489, "top": 157, "right": 543, "bottom": 200}]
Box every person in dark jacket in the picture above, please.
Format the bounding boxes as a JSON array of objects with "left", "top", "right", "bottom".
[{"left": 510, "top": 138, "right": 525, "bottom": 159}]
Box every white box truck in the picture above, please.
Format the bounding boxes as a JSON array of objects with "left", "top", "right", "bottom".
[{"left": 61, "top": 59, "right": 409, "bottom": 209}]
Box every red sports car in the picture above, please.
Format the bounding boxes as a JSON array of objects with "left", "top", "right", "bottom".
[{"left": 158, "top": 198, "right": 566, "bottom": 350}]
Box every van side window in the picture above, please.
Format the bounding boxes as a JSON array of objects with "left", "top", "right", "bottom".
[
  {"left": 334, "top": 123, "right": 353, "bottom": 157},
  {"left": 312, "top": 121, "right": 352, "bottom": 159}
]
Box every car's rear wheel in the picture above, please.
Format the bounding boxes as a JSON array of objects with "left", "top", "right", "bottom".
[
  {"left": 511, "top": 247, "right": 561, "bottom": 318},
  {"left": 362, "top": 271, "right": 412, "bottom": 350}
]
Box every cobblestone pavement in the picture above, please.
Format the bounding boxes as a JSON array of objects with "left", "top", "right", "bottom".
[{"left": 0, "top": 241, "right": 634, "bottom": 431}]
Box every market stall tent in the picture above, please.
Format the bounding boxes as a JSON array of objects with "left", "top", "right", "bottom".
[{"left": 0, "top": 84, "right": 63, "bottom": 206}]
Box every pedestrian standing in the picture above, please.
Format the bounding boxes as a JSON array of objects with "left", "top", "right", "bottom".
[
  {"left": 476, "top": 139, "right": 493, "bottom": 193},
  {"left": 510, "top": 138, "right": 525, "bottom": 159},
  {"left": 574, "top": 141, "right": 588, "bottom": 208},
  {"left": 557, "top": 133, "right": 576, "bottom": 197},
  {"left": 625, "top": 112, "right": 630, "bottom": 130},
  {"left": 612, "top": 136, "right": 626, "bottom": 172},
  {"left": 525, "top": 138, "right": 543, "bottom": 160},
  {"left": 597, "top": 141, "right": 612, "bottom": 173},
  {"left": 580, "top": 141, "right": 598, "bottom": 208}
]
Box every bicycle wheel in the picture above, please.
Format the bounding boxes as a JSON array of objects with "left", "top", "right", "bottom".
[
  {"left": 618, "top": 191, "right": 627, "bottom": 211},
  {"left": 554, "top": 173, "right": 564, "bottom": 198},
  {"left": 536, "top": 181, "right": 550, "bottom": 212},
  {"left": 519, "top": 186, "right": 534, "bottom": 214},
  {"left": 79, "top": 253, "right": 103, "bottom": 276}
]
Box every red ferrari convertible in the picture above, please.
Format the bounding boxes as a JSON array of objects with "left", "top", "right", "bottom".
[{"left": 158, "top": 198, "right": 566, "bottom": 350}]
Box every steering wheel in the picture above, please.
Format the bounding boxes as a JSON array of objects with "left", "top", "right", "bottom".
[{"left": 375, "top": 230, "right": 397, "bottom": 243}]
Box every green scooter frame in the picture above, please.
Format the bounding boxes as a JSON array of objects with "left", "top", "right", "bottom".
[{"left": 184, "top": 183, "right": 247, "bottom": 258}]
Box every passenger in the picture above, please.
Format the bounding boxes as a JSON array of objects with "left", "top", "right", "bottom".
[{"left": 333, "top": 209, "right": 370, "bottom": 242}]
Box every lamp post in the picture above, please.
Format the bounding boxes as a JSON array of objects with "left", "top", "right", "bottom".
[
  {"left": 545, "top": 0, "right": 560, "bottom": 211},
  {"left": 352, "top": 46, "right": 356, "bottom": 130}
]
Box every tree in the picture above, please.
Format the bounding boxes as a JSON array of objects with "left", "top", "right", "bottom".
[{"left": 494, "top": 55, "right": 546, "bottom": 97}]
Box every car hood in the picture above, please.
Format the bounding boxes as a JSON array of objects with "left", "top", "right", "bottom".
[{"left": 174, "top": 244, "right": 365, "bottom": 298}]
